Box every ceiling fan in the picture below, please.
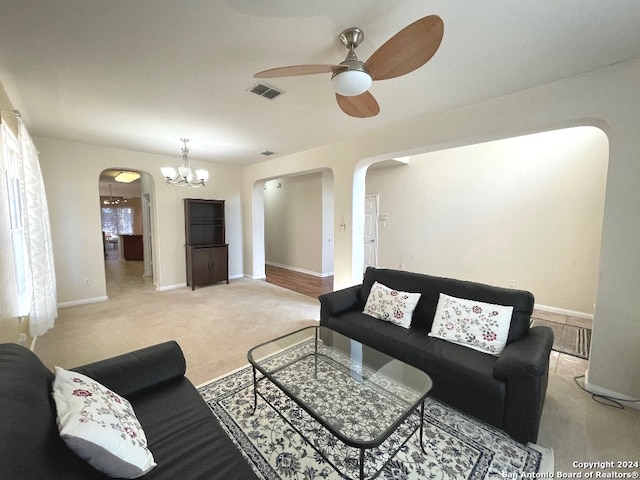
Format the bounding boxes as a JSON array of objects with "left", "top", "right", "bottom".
[{"left": 254, "top": 15, "right": 444, "bottom": 118}]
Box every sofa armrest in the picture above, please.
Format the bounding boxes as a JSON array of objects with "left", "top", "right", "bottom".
[
  {"left": 494, "top": 326, "right": 554, "bottom": 379},
  {"left": 73, "top": 340, "right": 186, "bottom": 397},
  {"left": 319, "top": 285, "right": 363, "bottom": 323}
]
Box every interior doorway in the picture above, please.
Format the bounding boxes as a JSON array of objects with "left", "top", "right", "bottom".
[
  {"left": 262, "top": 172, "right": 334, "bottom": 296},
  {"left": 98, "top": 169, "right": 153, "bottom": 295},
  {"left": 363, "top": 194, "right": 379, "bottom": 271}
]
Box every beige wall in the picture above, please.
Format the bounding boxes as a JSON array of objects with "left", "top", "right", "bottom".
[
  {"left": 264, "top": 174, "right": 323, "bottom": 274},
  {"left": 263, "top": 172, "right": 334, "bottom": 276},
  {"left": 34, "top": 137, "right": 244, "bottom": 304},
  {"left": 366, "top": 127, "right": 608, "bottom": 316}
]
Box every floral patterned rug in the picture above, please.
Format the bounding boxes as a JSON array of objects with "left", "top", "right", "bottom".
[{"left": 198, "top": 352, "right": 553, "bottom": 480}]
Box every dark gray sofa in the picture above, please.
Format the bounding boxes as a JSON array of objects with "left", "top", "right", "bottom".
[
  {"left": 0, "top": 341, "right": 258, "bottom": 479},
  {"left": 319, "top": 267, "right": 554, "bottom": 444}
]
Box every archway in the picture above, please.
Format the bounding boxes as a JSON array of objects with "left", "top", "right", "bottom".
[
  {"left": 358, "top": 125, "right": 608, "bottom": 317},
  {"left": 261, "top": 170, "right": 335, "bottom": 297},
  {"left": 98, "top": 169, "right": 155, "bottom": 295}
]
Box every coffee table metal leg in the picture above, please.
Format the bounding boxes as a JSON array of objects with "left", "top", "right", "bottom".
[
  {"left": 314, "top": 328, "right": 319, "bottom": 378},
  {"left": 419, "top": 400, "right": 426, "bottom": 454},
  {"left": 359, "top": 448, "right": 365, "bottom": 480},
  {"left": 251, "top": 366, "right": 258, "bottom": 414}
]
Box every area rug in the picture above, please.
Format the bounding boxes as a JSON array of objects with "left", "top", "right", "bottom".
[
  {"left": 198, "top": 362, "right": 553, "bottom": 479},
  {"left": 530, "top": 318, "right": 591, "bottom": 359}
]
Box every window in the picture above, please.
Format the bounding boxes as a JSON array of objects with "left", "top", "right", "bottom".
[
  {"left": 101, "top": 206, "right": 134, "bottom": 235},
  {"left": 3, "top": 127, "right": 27, "bottom": 297}
]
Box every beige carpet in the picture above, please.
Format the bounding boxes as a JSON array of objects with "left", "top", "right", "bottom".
[{"left": 33, "top": 277, "right": 319, "bottom": 385}]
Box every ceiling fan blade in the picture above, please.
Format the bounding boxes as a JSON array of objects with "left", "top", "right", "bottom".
[
  {"left": 365, "top": 15, "right": 444, "bottom": 81},
  {"left": 254, "top": 64, "right": 347, "bottom": 78},
  {"left": 336, "top": 91, "right": 380, "bottom": 118}
]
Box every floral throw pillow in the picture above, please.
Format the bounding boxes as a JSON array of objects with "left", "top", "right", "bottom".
[
  {"left": 363, "top": 281, "right": 421, "bottom": 329},
  {"left": 52, "top": 367, "right": 156, "bottom": 479},
  {"left": 428, "top": 293, "right": 513, "bottom": 356}
]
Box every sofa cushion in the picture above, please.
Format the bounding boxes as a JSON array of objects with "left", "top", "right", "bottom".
[
  {"left": 0, "top": 344, "right": 61, "bottom": 478},
  {"left": 363, "top": 281, "right": 421, "bottom": 328},
  {"left": 53, "top": 367, "right": 156, "bottom": 478},
  {"left": 73, "top": 340, "right": 186, "bottom": 398},
  {"left": 360, "top": 267, "right": 534, "bottom": 344},
  {"left": 420, "top": 336, "right": 506, "bottom": 427},
  {"left": 323, "top": 309, "right": 434, "bottom": 366},
  {"left": 429, "top": 293, "right": 513, "bottom": 355},
  {"left": 127, "top": 377, "right": 259, "bottom": 480}
]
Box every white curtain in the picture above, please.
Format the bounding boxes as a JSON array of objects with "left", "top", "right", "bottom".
[{"left": 0, "top": 118, "right": 57, "bottom": 337}]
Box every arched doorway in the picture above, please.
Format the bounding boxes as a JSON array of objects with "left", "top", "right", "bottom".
[
  {"left": 98, "top": 169, "right": 154, "bottom": 295},
  {"left": 261, "top": 171, "right": 335, "bottom": 297}
]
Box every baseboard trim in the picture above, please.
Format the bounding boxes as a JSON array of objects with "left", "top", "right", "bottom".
[
  {"left": 534, "top": 304, "right": 593, "bottom": 320},
  {"left": 265, "top": 261, "right": 333, "bottom": 278},
  {"left": 155, "top": 283, "right": 187, "bottom": 291},
  {"left": 244, "top": 274, "right": 266, "bottom": 280},
  {"left": 584, "top": 369, "right": 640, "bottom": 408},
  {"left": 58, "top": 296, "right": 108, "bottom": 308}
]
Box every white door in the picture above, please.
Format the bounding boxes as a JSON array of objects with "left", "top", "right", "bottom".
[{"left": 364, "top": 194, "right": 379, "bottom": 271}]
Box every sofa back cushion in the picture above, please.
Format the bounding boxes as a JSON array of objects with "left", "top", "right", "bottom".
[
  {"left": 360, "top": 268, "right": 534, "bottom": 344},
  {"left": 0, "top": 343, "right": 62, "bottom": 478},
  {"left": 74, "top": 340, "right": 186, "bottom": 397}
]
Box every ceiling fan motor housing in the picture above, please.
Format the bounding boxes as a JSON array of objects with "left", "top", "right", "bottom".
[
  {"left": 332, "top": 27, "right": 372, "bottom": 96},
  {"left": 339, "top": 27, "right": 365, "bottom": 50}
]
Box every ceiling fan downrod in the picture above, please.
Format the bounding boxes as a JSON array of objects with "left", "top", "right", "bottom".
[{"left": 334, "top": 27, "right": 370, "bottom": 80}]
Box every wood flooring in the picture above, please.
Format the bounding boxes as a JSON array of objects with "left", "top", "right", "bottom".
[{"left": 265, "top": 264, "right": 333, "bottom": 299}]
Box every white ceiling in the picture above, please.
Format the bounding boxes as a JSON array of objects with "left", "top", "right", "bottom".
[{"left": 2, "top": 0, "right": 640, "bottom": 167}]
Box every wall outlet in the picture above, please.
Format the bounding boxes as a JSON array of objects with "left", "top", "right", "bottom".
[
  {"left": 83, "top": 278, "right": 91, "bottom": 286},
  {"left": 509, "top": 279, "right": 516, "bottom": 288},
  {"left": 399, "top": 263, "right": 405, "bottom": 270}
]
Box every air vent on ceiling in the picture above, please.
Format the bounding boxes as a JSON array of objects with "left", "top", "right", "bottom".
[
  {"left": 260, "top": 150, "right": 276, "bottom": 156},
  {"left": 249, "top": 82, "right": 283, "bottom": 100}
]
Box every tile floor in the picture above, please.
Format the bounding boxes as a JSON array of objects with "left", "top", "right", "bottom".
[{"left": 532, "top": 308, "right": 591, "bottom": 378}]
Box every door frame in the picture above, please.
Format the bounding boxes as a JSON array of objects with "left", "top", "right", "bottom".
[{"left": 364, "top": 193, "right": 379, "bottom": 271}]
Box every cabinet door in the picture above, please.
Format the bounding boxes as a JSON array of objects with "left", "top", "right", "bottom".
[
  {"left": 210, "top": 246, "right": 228, "bottom": 284},
  {"left": 191, "top": 248, "right": 212, "bottom": 286}
]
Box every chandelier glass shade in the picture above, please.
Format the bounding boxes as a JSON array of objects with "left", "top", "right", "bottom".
[{"left": 161, "top": 138, "right": 209, "bottom": 187}]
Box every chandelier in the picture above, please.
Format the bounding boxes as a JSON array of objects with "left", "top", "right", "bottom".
[
  {"left": 103, "top": 184, "right": 127, "bottom": 205},
  {"left": 161, "top": 138, "right": 209, "bottom": 187}
]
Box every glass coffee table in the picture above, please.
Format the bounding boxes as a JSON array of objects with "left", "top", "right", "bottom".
[{"left": 247, "top": 326, "right": 433, "bottom": 480}]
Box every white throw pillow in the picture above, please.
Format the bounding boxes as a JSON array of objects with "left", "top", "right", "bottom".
[
  {"left": 52, "top": 367, "right": 156, "bottom": 478},
  {"left": 363, "top": 281, "right": 421, "bottom": 328},
  {"left": 428, "top": 293, "right": 513, "bottom": 356}
]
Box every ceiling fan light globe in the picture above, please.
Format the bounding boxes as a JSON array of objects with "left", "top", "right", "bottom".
[{"left": 331, "top": 70, "right": 372, "bottom": 96}]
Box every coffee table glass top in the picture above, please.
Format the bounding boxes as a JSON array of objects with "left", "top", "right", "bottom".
[{"left": 247, "top": 326, "right": 433, "bottom": 448}]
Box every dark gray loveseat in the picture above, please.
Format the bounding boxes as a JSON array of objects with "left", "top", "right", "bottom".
[
  {"left": 0, "top": 341, "right": 257, "bottom": 479},
  {"left": 319, "top": 267, "right": 554, "bottom": 444}
]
